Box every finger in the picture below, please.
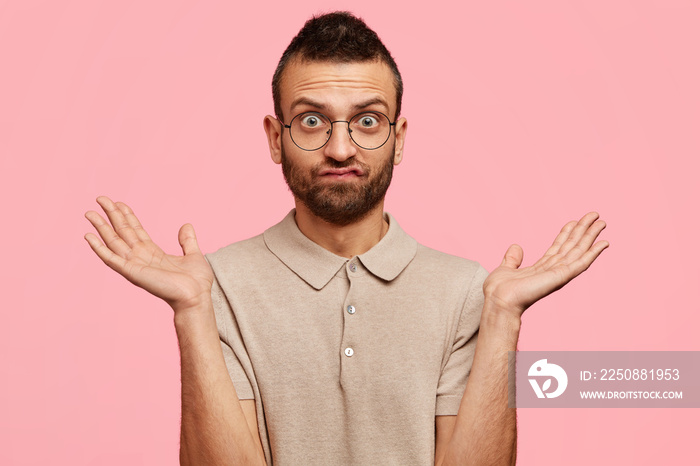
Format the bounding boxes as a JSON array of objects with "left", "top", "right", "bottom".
[
  {"left": 115, "top": 201, "right": 152, "bottom": 243},
  {"left": 567, "top": 239, "right": 610, "bottom": 277},
  {"left": 557, "top": 212, "right": 600, "bottom": 256},
  {"left": 178, "top": 223, "right": 202, "bottom": 256},
  {"left": 96, "top": 196, "right": 140, "bottom": 248},
  {"left": 84, "top": 232, "right": 129, "bottom": 272},
  {"left": 501, "top": 244, "right": 524, "bottom": 269},
  {"left": 563, "top": 219, "right": 607, "bottom": 261},
  {"left": 85, "top": 210, "right": 131, "bottom": 257},
  {"left": 541, "top": 220, "right": 577, "bottom": 258}
]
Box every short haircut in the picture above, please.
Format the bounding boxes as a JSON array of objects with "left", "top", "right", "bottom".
[{"left": 272, "top": 11, "right": 403, "bottom": 121}]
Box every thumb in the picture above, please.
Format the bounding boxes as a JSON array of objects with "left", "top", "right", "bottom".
[
  {"left": 178, "top": 223, "right": 202, "bottom": 256},
  {"left": 501, "top": 244, "right": 524, "bottom": 269}
]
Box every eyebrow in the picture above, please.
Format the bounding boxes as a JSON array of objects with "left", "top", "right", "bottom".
[
  {"left": 351, "top": 97, "right": 390, "bottom": 112},
  {"left": 289, "top": 97, "right": 390, "bottom": 114},
  {"left": 290, "top": 97, "right": 328, "bottom": 112}
]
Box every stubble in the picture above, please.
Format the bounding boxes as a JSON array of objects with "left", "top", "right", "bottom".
[{"left": 280, "top": 143, "right": 395, "bottom": 226}]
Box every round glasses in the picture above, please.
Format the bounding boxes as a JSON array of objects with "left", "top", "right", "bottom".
[{"left": 283, "top": 111, "right": 396, "bottom": 151}]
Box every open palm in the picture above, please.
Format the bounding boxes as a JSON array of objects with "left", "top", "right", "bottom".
[
  {"left": 84, "top": 196, "right": 213, "bottom": 312},
  {"left": 483, "top": 212, "right": 609, "bottom": 316}
]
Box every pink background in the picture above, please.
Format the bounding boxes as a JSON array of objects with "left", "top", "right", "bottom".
[{"left": 1, "top": 0, "right": 698, "bottom": 464}]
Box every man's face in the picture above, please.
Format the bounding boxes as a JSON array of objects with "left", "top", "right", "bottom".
[{"left": 265, "top": 59, "right": 407, "bottom": 226}]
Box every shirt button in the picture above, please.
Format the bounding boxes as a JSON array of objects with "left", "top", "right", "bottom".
[
  {"left": 349, "top": 262, "right": 357, "bottom": 273},
  {"left": 344, "top": 347, "right": 354, "bottom": 357},
  {"left": 347, "top": 305, "right": 356, "bottom": 314}
]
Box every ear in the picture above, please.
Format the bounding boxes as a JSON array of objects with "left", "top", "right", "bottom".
[
  {"left": 263, "top": 115, "right": 283, "bottom": 164},
  {"left": 392, "top": 116, "right": 408, "bottom": 165}
]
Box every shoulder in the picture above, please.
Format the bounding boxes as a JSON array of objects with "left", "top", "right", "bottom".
[
  {"left": 205, "top": 233, "right": 269, "bottom": 273},
  {"left": 413, "top": 242, "right": 489, "bottom": 285},
  {"left": 405, "top": 242, "right": 487, "bottom": 329},
  {"left": 383, "top": 212, "right": 488, "bottom": 286}
]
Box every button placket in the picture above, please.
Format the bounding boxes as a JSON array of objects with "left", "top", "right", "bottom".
[{"left": 341, "top": 258, "right": 360, "bottom": 375}]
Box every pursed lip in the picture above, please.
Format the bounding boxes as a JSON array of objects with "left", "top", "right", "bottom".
[{"left": 318, "top": 167, "right": 366, "bottom": 177}]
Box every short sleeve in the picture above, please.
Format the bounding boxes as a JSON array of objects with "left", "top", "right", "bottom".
[
  {"left": 211, "top": 274, "right": 255, "bottom": 400},
  {"left": 435, "top": 264, "right": 488, "bottom": 415}
]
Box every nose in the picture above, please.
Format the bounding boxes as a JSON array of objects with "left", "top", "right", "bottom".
[{"left": 323, "top": 121, "right": 357, "bottom": 162}]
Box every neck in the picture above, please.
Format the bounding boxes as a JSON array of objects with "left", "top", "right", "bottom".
[{"left": 293, "top": 201, "right": 389, "bottom": 258}]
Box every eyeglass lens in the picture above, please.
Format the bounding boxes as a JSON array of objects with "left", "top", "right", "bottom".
[{"left": 289, "top": 112, "right": 392, "bottom": 151}]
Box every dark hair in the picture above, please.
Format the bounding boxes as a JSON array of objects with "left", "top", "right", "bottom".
[{"left": 272, "top": 11, "right": 403, "bottom": 121}]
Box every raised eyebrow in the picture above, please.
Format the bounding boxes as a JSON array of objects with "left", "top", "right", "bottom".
[
  {"left": 290, "top": 97, "right": 328, "bottom": 112},
  {"left": 352, "top": 98, "right": 390, "bottom": 113}
]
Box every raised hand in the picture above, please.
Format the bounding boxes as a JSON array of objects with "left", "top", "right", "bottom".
[
  {"left": 483, "top": 212, "right": 609, "bottom": 317},
  {"left": 84, "top": 196, "right": 213, "bottom": 313}
]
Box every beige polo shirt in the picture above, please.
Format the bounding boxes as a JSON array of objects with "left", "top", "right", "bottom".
[{"left": 207, "top": 210, "right": 487, "bottom": 466}]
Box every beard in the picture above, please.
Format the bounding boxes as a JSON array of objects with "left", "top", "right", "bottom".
[{"left": 281, "top": 142, "right": 395, "bottom": 226}]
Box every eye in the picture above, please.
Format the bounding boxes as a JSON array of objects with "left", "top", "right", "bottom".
[
  {"left": 300, "top": 114, "right": 324, "bottom": 128},
  {"left": 357, "top": 114, "right": 379, "bottom": 128}
]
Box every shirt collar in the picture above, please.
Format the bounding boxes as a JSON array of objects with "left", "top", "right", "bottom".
[{"left": 263, "top": 209, "right": 417, "bottom": 290}]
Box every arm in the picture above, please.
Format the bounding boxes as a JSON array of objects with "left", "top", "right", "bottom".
[
  {"left": 435, "top": 305, "right": 520, "bottom": 466},
  {"left": 84, "top": 196, "right": 266, "bottom": 465},
  {"left": 176, "top": 304, "right": 265, "bottom": 465},
  {"left": 436, "top": 212, "right": 609, "bottom": 466}
]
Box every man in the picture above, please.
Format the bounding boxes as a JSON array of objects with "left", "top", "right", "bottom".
[{"left": 84, "top": 12, "right": 608, "bottom": 465}]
